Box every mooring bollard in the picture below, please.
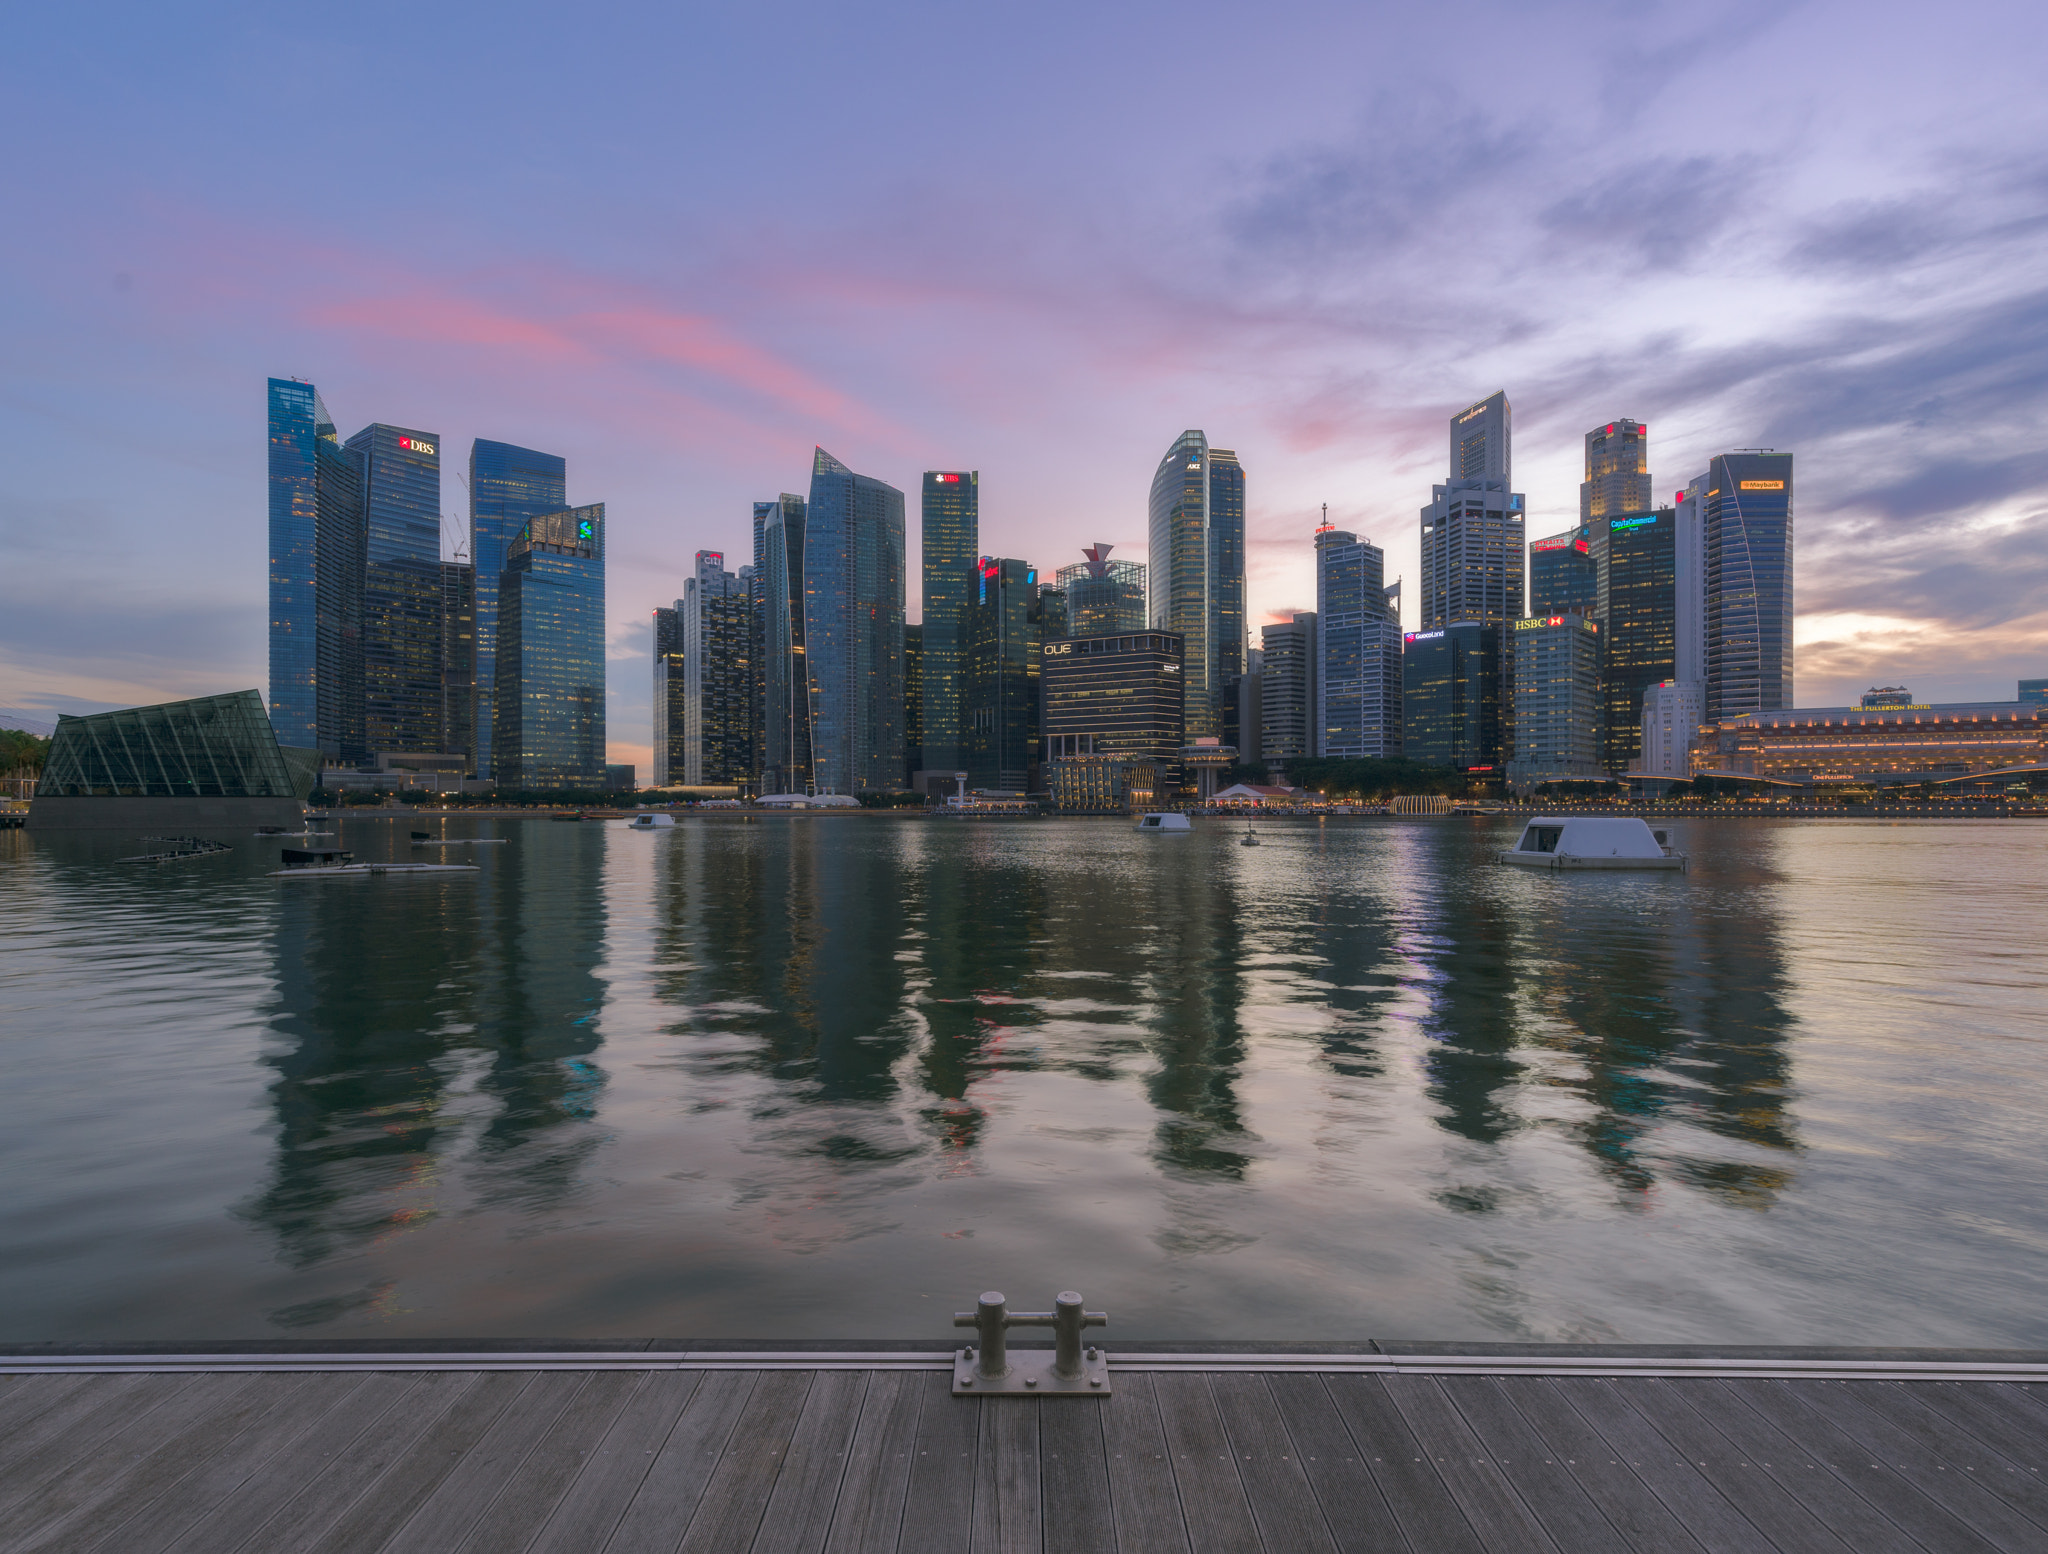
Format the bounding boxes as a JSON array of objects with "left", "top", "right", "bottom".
[{"left": 952, "top": 1290, "right": 1109, "bottom": 1396}]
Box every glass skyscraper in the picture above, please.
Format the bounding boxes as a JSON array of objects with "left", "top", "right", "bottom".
[
  {"left": 1508, "top": 614, "right": 1604, "bottom": 782},
  {"left": 1704, "top": 452, "right": 1794, "bottom": 723},
  {"left": 1593, "top": 507, "right": 1678, "bottom": 772},
  {"left": 1402, "top": 622, "right": 1503, "bottom": 770},
  {"left": 469, "top": 440, "right": 567, "bottom": 779},
  {"left": 804, "top": 449, "right": 905, "bottom": 795},
  {"left": 344, "top": 424, "right": 443, "bottom": 757},
  {"left": 267, "top": 378, "right": 365, "bottom": 759},
  {"left": 440, "top": 561, "right": 476, "bottom": 773},
  {"left": 1259, "top": 614, "right": 1316, "bottom": 763},
  {"left": 1057, "top": 545, "right": 1146, "bottom": 637},
  {"left": 1042, "top": 631, "right": 1185, "bottom": 811},
  {"left": 965, "top": 558, "right": 1041, "bottom": 791},
  {"left": 1314, "top": 527, "right": 1402, "bottom": 758},
  {"left": 1147, "top": 432, "right": 1245, "bottom": 739},
  {"left": 1420, "top": 393, "right": 1525, "bottom": 628},
  {"left": 753, "top": 494, "right": 811, "bottom": 794},
  {"left": 495, "top": 505, "right": 606, "bottom": 790},
  {"left": 681, "top": 550, "right": 754, "bottom": 784},
  {"left": 653, "top": 604, "right": 684, "bottom": 786},
  {"left": 920, "top": 471, "right": 976, "bottom": 774},
  {"left": 1529, "top": 526, "right": 1597, "bottom": 618}
]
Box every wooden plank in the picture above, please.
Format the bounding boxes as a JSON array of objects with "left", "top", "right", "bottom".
[
  {"left": 1150, "top": 1373, "right": 1259, "bottom": 1554},
  {"left": 298, "top": 1372, "right": 539, "bottom": 1554},
  {"left": 1546, "top": 1378, "right": 1775, "bottom": 1554},
  {"left": 1608, "top": 1378, "right": 1856, "bottom": 1554},
  {"left": 377, "top": 1373, "right": 596, "bottom": 1554},
  {"left": 971, "top": 1395, "right": 1040, "bottom": 1554},
  {"left": 1207, "top": 1374, "right": 1338, "bottom": 1554},
  {"left": 157, "top": 1371, "right": 426, "bottom": 1554},
  {"left": 1039, "top": 1394, "right": 1115, "bottom": 1554},
  {"left": 1097, "top": 1374, "right": 1192, "bottom": 1554},
  {"left": 525, "top": 1372, "right": 701, "bottom": 1554},
  {"left": 1434, "top": 1378, "right": 1635, "bottom": 1554},
  {"left": 897, "top": 1373, "right": 979, "bottom": 1554},
  {"left": 449, "top": 1371, "right": 649, "bottom": 1554},
  {"left": 603, "top": 1371, "right": 759, "bottom": 1554},
  {"left": 674, "top": 1370, "right": 813, "bottom": 1554},
  {"left": 0, "top": 1374, "right": 183, "bottom": 1514},
  {"left": 1721, "top": 1378, "right": 2007, "bottom": 1554},
  {"left": 748, "top": 1369, "right": 868, "bottom": 1554},
  {"left": 1322, "top": 1374, "right": 1485, "bottom": 1554},
  {"left": 0, "top": 1375, "right": 93, "bottom": 1440},
  {"left": 1815, "top": 1381, "right": 2048, "bottom": 1541},
  {"left": 1381, "top": 1377, "right": 1560, "bottom": 1554},
  {"left": 72, "top": 1376, "right": 369, "bottom": 1554},
  {"left": 0, "top": 1372, "right": 264, "bottom": 1552},
  {"left": 1261, "top": 1373, "right": 1407, "bottom": 1554},
  {"left": 1489, "top": 1379, "right": 1709, "bottom": 1554},
  {"left": 1898, "top": 1381, "right": 2048, "bottom": 1480},
  {"left": 822, "top": 1369, "right": 923, "bottom": 1554}
]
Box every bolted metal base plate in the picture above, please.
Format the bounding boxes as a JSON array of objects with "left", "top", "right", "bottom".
[{"left": 953, "top": 1346, "right": 1111, "bottom": 1396}]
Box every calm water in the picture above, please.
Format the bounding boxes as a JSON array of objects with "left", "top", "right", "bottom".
[{"left": 2, "top": 814, "right": 2045, "bottom": 1345}]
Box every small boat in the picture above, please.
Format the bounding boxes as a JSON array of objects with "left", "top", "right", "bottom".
[
  {"left": 627, "top": 813, "right": 675, "bottom": 829},
  {"left": 1135, "top": 812, "right": 1191, "bottom": 833},
  {"left": 1498, "top": 816, "right": 1687, "bottom": 871},
  {"left": 1240, "top": 826, "right": 1259, "bottom": 847}
]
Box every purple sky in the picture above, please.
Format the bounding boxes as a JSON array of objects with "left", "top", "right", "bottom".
[{"left": 5, "top": 0, "right": 2046, "bottom": 771}]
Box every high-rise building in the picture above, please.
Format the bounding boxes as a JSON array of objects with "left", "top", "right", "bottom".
[
  {"left": 1042, "top": 631, "right": 1186, "bottom": 811},
  {"left": 495, "top": 505, "right": 605, "bottom": 790},
  {"left": 682, "top": 551, "right": 754, "bottom": 785},
  {"left": 1420, "top": 394, "right": 1523, "bottom": 766},
  {"left": 1703, "top": 452, "right": 1794, "bottom": 723},
  {"left": 753, "top": 494, "right": 810, "bottom": 794},
  {"left": 267, "top": 378, "right": 365, "bottom": 760},
  {"left": 440, "top": 562, "right": 476, "bottom": 774},
  {"left": 904, "top": 625, "right": 923, "bottom": 784},
  {"left": 1315, "top": 527, "right": 1402, "bottom": 759},
  {"left": 469, "top": 441, "right": 567, "bottom": 779},
  {"left": 1674, "top": 474, "right": 1708, "bottom": 687},
  {"left": 1259, "top": 614, "right": 1316, "bottom": 764},
  {"left": 804, "top": 449, "right": 906, "bottom": 795},
  {"left": 2019, "top": 679, "right": 2047, "bottom": 707},
  {"left": 652, "top": 605, "right": 684, "bottom": 786},
  {"left": 1508, "top": 614, "right": 1603, "bottom": 784},
  {"left": 1057, "top": 545, "right": 1146, "bottom": 637},
  {"left": 1147, "top": 433, "right": 1244, "bottom": 738},
  {"left": 1402, "top": 622, "right": 1502, "bottom": 771},
  {"left": 1229, "top": 648, "right": 1264, "bottom": 770},
  {"left": 1639, "top": 680, "right": 1702, "bottom": 779},
  {"left": 1581, "top": 419, "right": 1653, "bottom": 522},
  {"left": 965, "top": 558, "right": 1041, "bottom": 792},
  {"left": 1529, "top": 526, "right": 1597, "bottom": 618},
  {"left": 1593, "top": 508, "right": 1677, "bottom": 773},
  {"left": 346, "top": 424, "right": 444, "bottom": 759},
  {"left": 920, "top": 471, "right": 976, "bottom": 773}
]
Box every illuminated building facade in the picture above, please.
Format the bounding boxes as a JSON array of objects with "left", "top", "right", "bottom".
[
  {"left": 920, "top": 471, "right": 976, "bottom": 773},
  {"left": 1508, "top": 614, "right": 1603, "bottom": 783},
  {"left": 1593, "top": 507, "right": 1677, "bottom": 774},
  {"left": 440, "top": 562, "right": 476, "bottom": 774},
  {"left": 1421, "top": 393, "right": 1525, "bottom": 628},
  {"left": 1581, "top": 419, "right": 1652, "bottom": 522},
  {"left": 905, "top": 624, "right": 922, "bottom": 784},
  {"left": 804, "top": 449, "right": 906, "bottom": 795},
  {"left": 468, "top": 440, "right": 567, "bottom": 779},
  {"left": 1259, "top": 614, "right": 1316, "bottom": 763},
  {"left": 753, "top": 494, "right": 810, "bottom": 794},
  {"left": 1057, "top": 545, "right": 1146, "bottom": 637},
  {"left": 346, "top": 424, "right": 444, "bottom": 759},
  {"left": 267, "top": 378, "right": 365, "bottom": 760},
  {"left": 1403, "top": 621, "right": 1503, "bottom": 770},
  {"left": 495, "top": 505, "right": 605, "bottom": 790},
  {"left": 1315, "top": 528, "right": 1402, "bottom": 758},
  {"left": 1530, "top": 526, "right": 1596, "bottom": 618},
  {"left": 1696, "top": 702, "right": 2048, "bottom": 786},
  {"left": 2021, "top": 679, "right": 2047, "bottom": 706},
  {"left": 965, "top": 558, "right": 1041, "bottom": 792},
  {"left": 1147, "top": 433, "right": 1244, "bottom": 738},
  {"left": 1042, "top": 631, "right": 1185, "bottom": 810},
  {"left": 1704, "top": 451, "right": 1794, "bottom": 723},
  {"left": 682, "top": 551, "right": 754, "bottom": 785},
  {"left": 1860, "top": 686, "right": 1914, "bottom": 710},
  {"left": 652, "top": 605, "right": 684, "bottom": 787}
]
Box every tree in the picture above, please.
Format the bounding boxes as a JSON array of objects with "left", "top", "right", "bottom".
[{"left": 0, "top": 728, "right": 50, "bottom": 776}]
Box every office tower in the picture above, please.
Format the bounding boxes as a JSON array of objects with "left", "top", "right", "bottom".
[
  {"left": 653, "top": 605, "right": 684, "bottom": 786},
  {"left": 469, "top": 441, "right": 568, "bottom": 779},
  {"left": 904, "top": 625, "right": 923, "bottom": 784},
  {"left": 1509, "top": 614, "right": 1604, "bottom": 783},
  {"left": 1057, "top": 545, "right": 1147, "bottom": 636},
  {"left": 1703, "top": 452, "right": 1795, "bottom": 722},
  {"left": 1530, "top": 527, "right": 1597, "bottom": 618},
  {"left": 1640, "top": 680, "right": 1703, "bottom": 779},
  {"left": 965, "top": 558, "right": 1040, "bottom": 792},
  {"left": 1259, "top": 614, "right": 1316, "bottom": 764},
  {"left": 267, "top": 378, "right": 365, "bottom": 760},
  {"left": 1581, "top": 419, "right": 1653, "bottom": 522},
  {"left": 1402, "top": 622, "right": 1502, "bottom": 769},
  {"left": 804, "top": 449, "right": 906, "bottom": 795},
  {"left": 345, "top": 424, "right": 444, "bottom": 758},
  {"left": 2020, "top": 679, "right": 2047, "bottom": 707},
  {"left": 440, "top": 562, "right": 476, "bottom": 774},
  {"left": 1231, "top": 649, "right": 1264, "bottom": 769},
  {"left": 681, "top": 551, "right": 755, "bottom": 785},
  {"left": 1316, "top": 527, "right": 1403, "bottom": 758},
  {"left": 1674, "top": 474, "right": 1708, "bottom": 687},
  {"left": 1042, "top": 631, "right": 1186, "bottom": 811},
  {"left": 1593, "top": 508, "right": 1677, "bottom": 773},
  {"left": 920, "top": 471, "right": 976, "bottom": 773},
  {"left": 1420, "top": 394, "right": 1523, "bottom": 766},
  {"left": 1148, "top": 433, "right": 1245, "bottom": 738},
  {"left": 754, "top": 494, "right": 810, "bottom": 794},
  {"left": 1860, "top": 686, "right": 1914, "bottom": 710},
  {"left": 495, "top": 505, "right": 605, "bottom": 789}
]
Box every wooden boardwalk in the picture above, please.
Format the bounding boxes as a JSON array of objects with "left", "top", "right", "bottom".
[{"left": 3, "top": 1356, "right": 2047, "bottom": 1551}]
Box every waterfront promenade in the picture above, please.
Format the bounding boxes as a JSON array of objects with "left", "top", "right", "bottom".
[{"left": 3, "top": 1344, "right": 2046, "bottom": 1551}]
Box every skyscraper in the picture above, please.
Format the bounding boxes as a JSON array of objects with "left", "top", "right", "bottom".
[
  {"left": 1508, "top": 614, "right": 1603, "bottom": 783},
  {"left": 753, "top": 494, "right": 811, "bottom": 794},
  {"left": 1402, "top": 623, "right": 1502, "bottom": 770},
  {"left": 681, "top": 551, "right": 754, "bottom": 784},
  {"left": 267, "top": 378, "right": 365, "bottom": 760},
  {"left": 904, "top": 625, "right": 923, "bottom": 784},
  {"left": 1593, "top": 508, "right": 1678, "bottom": 773},
  {"left": 1529, "top": 527, "right": 1597, "bottom": 618},
  {"left": 1703, "top": 452, "right": 1795, "bottom": 722},
  {"left": 965, "top": 557, "right": 1040, "bottom": 792},
  {"left": 495, "top": 505, "right": 605, "bottom": 790},
  {"left": 804, "top": 449, "right": 905, "bottom": 795},
  {"left": 440, "top": 561, "right": 476, "bottom": 774},
  {"left": 653, "top": 605, "right": 684, "bottom": 786},
  {"left": 346, "top": 424, "right": 444, "bottom": 758},
  {"left": 1057, "top": 545, "right": 1147, "bottom": 637},
  {"left": 1581, "top": 419, "right": 1652, "bottom": 522},
  {"left": 1259, "top": 614, "right": 1316, "bottom": 764},
  {"left": 469, "top": 440, "right": 567, "bottom": 779},
  {"left": 1315, "top": 526, "right": 1402, "bottom": 758},
  {"left": 1640, "top": 681, "right": 1703, "bottom": 779},
  {"left": 920, "top": 471, "right": 976, "bottom": 774},
  {"left": 1042, "top": 631, "right": 1185, "bottom": 811},
  {"left": 1147, "top": 432, "right": 1245, "bottom": 738}
]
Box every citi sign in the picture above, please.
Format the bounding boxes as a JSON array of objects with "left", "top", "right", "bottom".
[{"left": 399, "top": 436, "right": 436, "bottom": 456}]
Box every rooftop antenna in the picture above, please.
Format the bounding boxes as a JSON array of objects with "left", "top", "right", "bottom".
[{"left": 1315, "top": 503, "right": 1334, "bottom": 535}]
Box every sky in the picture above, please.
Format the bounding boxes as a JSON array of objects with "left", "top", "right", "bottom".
[{"left": 4, "top": 0, "right": 2047, "bottom": 774}]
